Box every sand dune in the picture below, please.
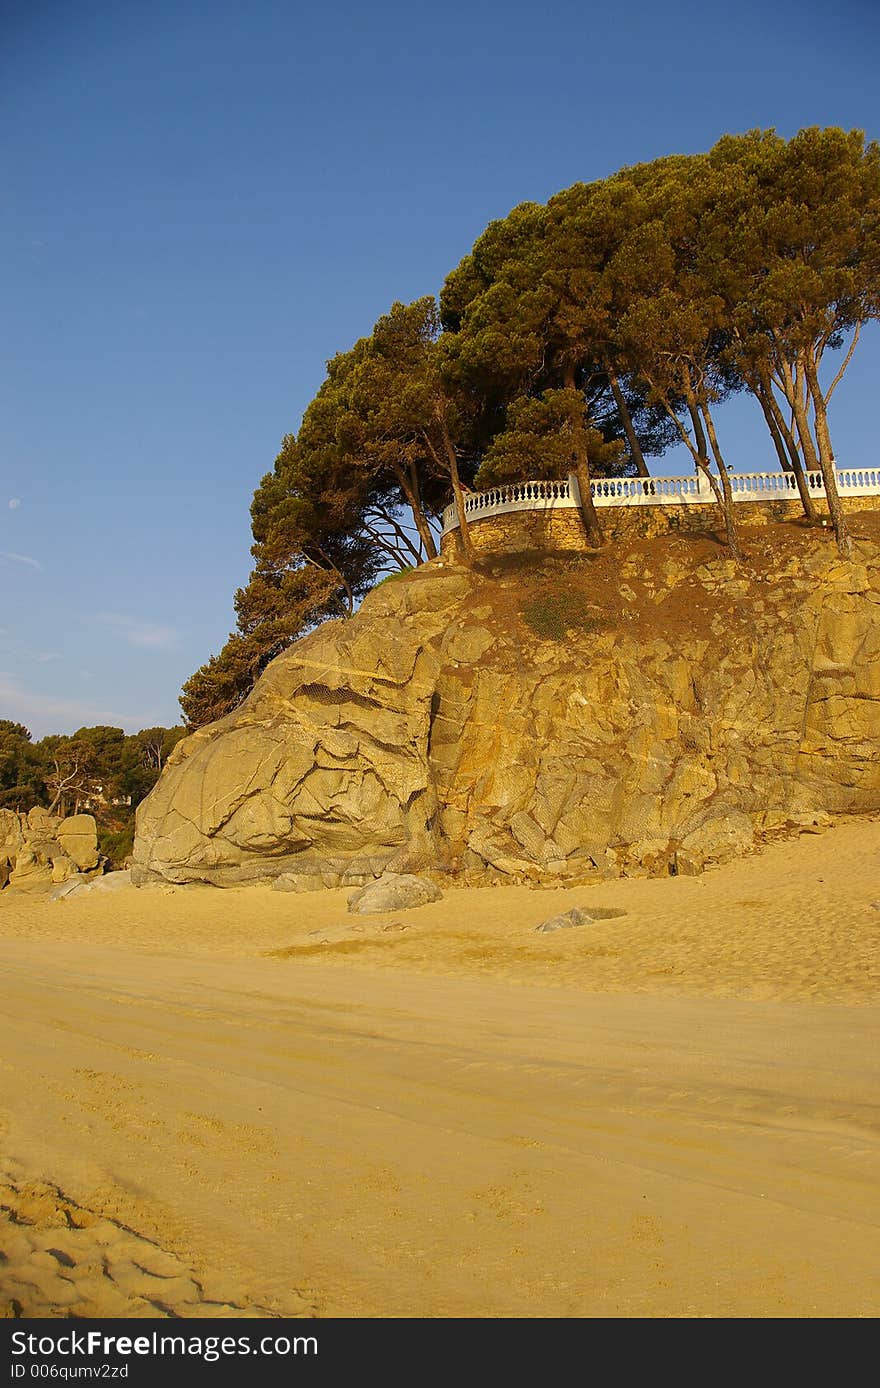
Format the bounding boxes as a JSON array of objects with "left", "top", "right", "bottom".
[{"left": 1, "top": 818, "right": 879, "bottom": 1318}]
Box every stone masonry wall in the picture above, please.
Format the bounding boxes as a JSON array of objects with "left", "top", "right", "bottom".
[{"left": 439, "top": 495, "right": 880, "bottom": 559}]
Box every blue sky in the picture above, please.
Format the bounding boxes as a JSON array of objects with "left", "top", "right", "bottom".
[{"left": 2, "top": 0, "right": 878, "bottom": 736}]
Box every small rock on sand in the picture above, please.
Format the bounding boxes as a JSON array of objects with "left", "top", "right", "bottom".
[
  {"left": 51, "top": 870, "right": 132, "bottom": 902},
  {"left": 535, "top": 905, "right": 626, "bottom": 933}
]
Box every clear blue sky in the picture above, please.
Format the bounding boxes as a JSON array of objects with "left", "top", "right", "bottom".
[{"left": 2, "top": 0, "right": 878, "bottom": 736}]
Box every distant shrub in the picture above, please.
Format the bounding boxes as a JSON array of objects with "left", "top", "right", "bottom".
[{"left": 98, "top": 822, "right": 135, "bottom": 868}]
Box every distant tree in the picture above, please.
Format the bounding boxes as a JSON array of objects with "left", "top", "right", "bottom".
[
  {"left": 135, "top": 726, "right": 187, "bottom": 774},
  {"left": 35, "top": 726, "right": 127, "bottom": 816},
  {"left": 119, "top": 726, "right": 185, "bottom": 808},
  {"left": 0, "top": 721, "right": 184, "bottom": 872},
  {"left": 0, "top": 721, "right": 46, "bottom": 810},
  {"left": 113, "top": 725, "right": 189, "bottom": 804}
]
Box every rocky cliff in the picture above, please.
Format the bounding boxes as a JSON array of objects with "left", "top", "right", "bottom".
[{"left": 134, "top": 519, "right": 880, "bottom": 886}]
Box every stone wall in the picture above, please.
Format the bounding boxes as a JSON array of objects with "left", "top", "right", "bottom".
[{"left": 440, "top": 495, "right": 880, "bottom": 559}]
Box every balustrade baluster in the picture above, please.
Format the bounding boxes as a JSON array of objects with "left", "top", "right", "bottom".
[{"left": 439, "top": 467, "right": 879, "bottom": 533}]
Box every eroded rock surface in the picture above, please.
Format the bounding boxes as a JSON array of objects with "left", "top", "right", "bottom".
[
  {"left": 0, "top": 811, "right": 101, "bottom": 892},
  {"left": 134, "top": 523, "right": 880, "bottom": 886}
]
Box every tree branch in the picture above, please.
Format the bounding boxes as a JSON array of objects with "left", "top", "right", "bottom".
[{"left": 825, "top": 322, "right": 861, "bottom": 404}]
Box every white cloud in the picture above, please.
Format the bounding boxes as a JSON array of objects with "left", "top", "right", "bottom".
[
  {"left": 3, "top": 638, "right": 63, "bottom": 665},
  {"left": 92, "top": 611, "right": 181, "bottom": 651},
  {"left": 0, "top": 673, "right": 155, "bottom": 738},
  {"left": 8, "top": 498, "right": 21, "bottom": 510},
  {"left": 0, "top": 550, "right": 43, "bottom": 571}
]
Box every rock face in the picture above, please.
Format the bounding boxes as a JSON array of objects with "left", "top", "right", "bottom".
[
  {"left": 133, "top": 522, "right": 880, "bottom": 886},
  {"left": 1, "top": 811, "right": 101, "bottom": 891}
]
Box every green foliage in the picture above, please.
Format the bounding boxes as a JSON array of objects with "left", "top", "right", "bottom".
[
  {"left": 190, "top": 125, "right": 877, "bottom": 710},
  {"left": 477, "top": 390, "right": 624, "bottom": 487},
  {"left": 0, "top": 720, "right": 46, "bottom": 810},
  {"left": 0, "top": 722, "right": 186, "bottom": 863},
  {"left": 179, "top": 635, "right": 264, "bottom": 729},
  {"left": 97, "top": 820, "right": 135, "bottom": 869},
  {"left": 182, "top": 296, "right": 484, "bottom": 725},
  {"left": 520, "top": 587, "right": 606, "bottom": 641}
]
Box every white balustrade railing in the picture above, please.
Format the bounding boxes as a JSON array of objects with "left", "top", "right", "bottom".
[{"left": 440, "top": 467, "right": 880, "bottom": 534}]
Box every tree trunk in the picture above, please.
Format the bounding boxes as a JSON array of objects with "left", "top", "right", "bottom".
[
  {"left": 564, "top": 368, "right": 604, "bottom": 546},
  {"left": 781, "top": 356, "right": 822, "bottom": 476},
  {"left": 684, "top": 397, "right": 723, "bottom": 506},
  {"left": 438, "top": 415, "right": 475, "bottom": 563},
  {"left": 698, "top": 399, "right": 742, "bottom": 560},
  {"left": 408, "top": 459, "right": 438, "bottom": 561},
  {"left": 311, "top": 547, "right": 355, "bottom": 616},
  {"left": 759, "top": 389, "right": 793, "bottom": 472},
  {"left": 754, "top": 373, "right": 818, "bottom": 522},
  {"left": 573, "top": 456, "right": 605, "bottom": 547},
  {"left": 685, "top": 396, "right": 710, "bottom": 465},
  {"left": 802, "top": 352, "right": 851, "bottom": 558},
  {"left": 392, "top": 458, "right": 438, "bottom": 561},
  {"left": 608, "top": 367, "right": 649, "bottom": 477}
]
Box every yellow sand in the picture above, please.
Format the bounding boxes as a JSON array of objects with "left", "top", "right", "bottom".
[{"left": 1, "top": 818, "right": 878, "bottom": 1318}]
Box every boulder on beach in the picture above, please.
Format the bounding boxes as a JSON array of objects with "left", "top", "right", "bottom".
[{"left": 347, "top": 873, "right": 443, "bottom": 915}]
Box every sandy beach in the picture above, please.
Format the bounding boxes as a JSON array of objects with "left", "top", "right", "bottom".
[{"left": 1, "top": 817, "right": 878, "bottom": 1319}]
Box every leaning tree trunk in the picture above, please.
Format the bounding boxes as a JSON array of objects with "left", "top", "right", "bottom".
[
  {"left": 699, "top": 399, "right": 742, "bottom": 561},
  {"left": 782, "top": 357, "right": 823, "bottom": 478},
  {"left": 608, "top": 367, "right": 650, "bottom": 478},
  {"left": 392, "top": 458, "right": 438, "bottom": 561},
  {"left": 754, "top": 374, "right": 818, "bottom": 522},
  {"left": 564, "top": 369, "right": 605, "bottom": 546},
  {"left": 683, "top": 396, "right": 737, "bottom": 557},
  {"left": 760, "top": 391, "right": 794, "bottom": 474},
  {"left": 802, "top": 354, "right": 851, "bottom": 559},
  {"left": 438, "top": 415, "right": 475, "bottom": 563},
  {"left": 311, "top": 546, "right": 355, "bottom": 616}
]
